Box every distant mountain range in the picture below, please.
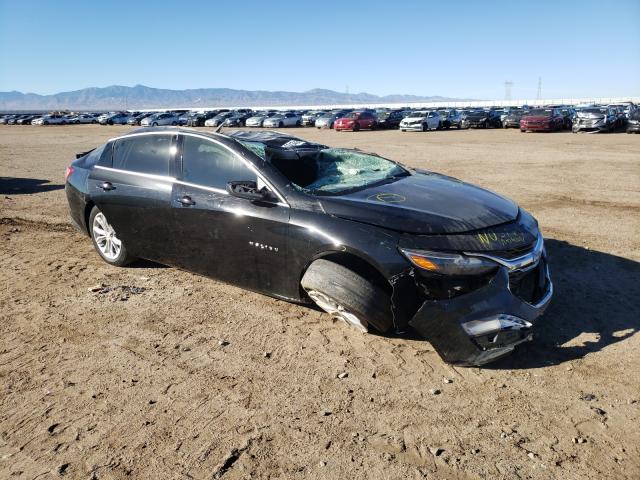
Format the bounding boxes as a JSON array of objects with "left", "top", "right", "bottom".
[{"left": 0, "top": 85, "right": 469, "bottom": 110}]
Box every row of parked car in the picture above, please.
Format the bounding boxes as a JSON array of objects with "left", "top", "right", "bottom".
[{"left": 2, "top": 102, "right": 638, "bottom": 133}]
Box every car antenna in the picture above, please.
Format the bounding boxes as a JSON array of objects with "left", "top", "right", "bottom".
[{"left": 215, "top": 123, "right": 224, "bottom": 133}]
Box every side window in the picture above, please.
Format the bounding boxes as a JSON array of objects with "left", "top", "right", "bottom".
[
  {"left": 181, "top": 135, "right": 256, "bottom": 189},
  {"left": 113, "top": 134, "right": 173, "bottom": 176},
  {"left": 97, "top": 142, "right": 113, "bottom": 167}
]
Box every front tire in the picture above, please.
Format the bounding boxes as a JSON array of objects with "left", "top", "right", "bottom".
[
  {"left": 301, "top": 259, "right": 392, "bottom": 334},
  {"left": 89, "top": 206, "right": 135, "bottom": 267},
  {"left": 353, "top": 122, "right": 360, "bottom": 132}
]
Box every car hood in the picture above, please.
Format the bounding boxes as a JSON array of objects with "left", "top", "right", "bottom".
[
  {"left": 464, "top": 114, "right": 488, "bottom": 120},
  {"left": 522, "top": 115, "right": 551, "bottom": 122},
  {"left": 402, "top": 116, "right": 427, "bottom": 122},
  {"left": 317, "top": 172, "right": 519, "bottom": 234},
  {"left": 577, "top": 112, "right": 605, "bottom": 119}
]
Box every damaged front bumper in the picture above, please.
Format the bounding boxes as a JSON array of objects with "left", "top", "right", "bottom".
[{"left": 408, "top": 245, "right": 552, "bottom": 366}]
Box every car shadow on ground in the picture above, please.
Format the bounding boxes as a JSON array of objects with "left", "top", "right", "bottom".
[
  {"left": 0, "top": 177, "right": 64, "bottom": 195},
  {"left": 485, "top": 239, "right": 639, "bottom": 369},
  {"left": 129, "top": 259, "right": 169, "bottom": 269}
]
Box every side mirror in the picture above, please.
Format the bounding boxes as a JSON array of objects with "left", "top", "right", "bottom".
[{"left": 226, "top": 181, "right": 268, "bottom": 202}]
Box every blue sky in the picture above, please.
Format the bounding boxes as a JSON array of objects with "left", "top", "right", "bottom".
[{"left": 0, "top": 0, "right": 638, "bottom": 99}]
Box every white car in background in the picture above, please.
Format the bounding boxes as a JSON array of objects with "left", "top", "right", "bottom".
[
  {"left": 32, "top": 114, "right": 67, "bottom": 125},
  {"left": 140, "top": 112, "right": 179, "bottom": 127},
  {"left": 399, "top": 111, "right": 441, "bottom": 132},
  {"left": 71, "top": 113, "right": 99, "bottom": 124},
  {"left": 263, "top": 112, "right": 301, "bottom": 128},
  {"left": 245, "top": 112, "right": 276, "bottom": 127}
]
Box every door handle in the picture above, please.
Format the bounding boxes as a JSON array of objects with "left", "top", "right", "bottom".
[
  {"left": 99, "top": 181, "right": 115, "bottom": 191},
  {"left": 179, "top": 195, "right": 196, "bottom": 206}
]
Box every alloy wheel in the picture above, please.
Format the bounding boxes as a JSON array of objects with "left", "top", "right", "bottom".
[
  {"left": 92, "top": 212, "right": 122, "bottom": 261},
  {"left": 306, "top": 290, "right": 368, "bottom": 333}
]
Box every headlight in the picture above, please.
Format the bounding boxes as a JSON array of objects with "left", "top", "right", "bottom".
[{"left": 400, "top": 248, "right": 498, "bottom": 276}]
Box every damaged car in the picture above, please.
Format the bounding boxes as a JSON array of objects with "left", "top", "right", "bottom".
[
  {"left": 572, "top": 106, "right": 618, "bottom": 133},
  {"left": 65, "top": 128, "right": 552, "bottom": 366}
]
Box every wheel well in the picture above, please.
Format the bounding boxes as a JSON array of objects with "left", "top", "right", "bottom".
[
  {"left": 301, "top": 252, "right": 392, "bottom": 298},
  {"left": 83, "top": 201, "right": 95, "bottom": 236}
]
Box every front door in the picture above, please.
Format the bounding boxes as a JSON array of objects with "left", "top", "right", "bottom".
[{"left": 169, "top": 134, "right": 291, "bottom": 296}]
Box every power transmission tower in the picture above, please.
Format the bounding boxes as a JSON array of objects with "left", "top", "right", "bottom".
[
  {"left": 536, "top": 77, "right": 542, "bottom": 100},
  {"left": 504, "top": 81, "right": 513, "bottom": 101}
]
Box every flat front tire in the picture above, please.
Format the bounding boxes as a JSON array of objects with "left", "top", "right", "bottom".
[
  {"left": 89, "top": 206, "right": 135, "bottom": 266},
  {"left": 301, "top": 259, "right": 392, "bottom": 334}
]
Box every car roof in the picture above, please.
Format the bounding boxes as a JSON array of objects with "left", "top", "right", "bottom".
[{"left": 115, "top": 127, "right": 326, "bottom": 152}]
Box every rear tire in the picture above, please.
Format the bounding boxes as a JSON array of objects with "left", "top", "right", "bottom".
[
  {"left": 301, "top": 259, "right": 392, "bottom": 334},
  {"left": 353, "top": 122, "right": 360, "bottom": 132},
  {"left": 89, "top": 206, "right": 135, "bottom": 267}
]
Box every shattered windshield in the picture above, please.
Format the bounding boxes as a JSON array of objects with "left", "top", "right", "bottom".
[
  {"left": 237, "top": 140, "right": 266, "bottom": 159},
  {"left": 301, "top": 149, "right": 409, "bottom": 194}
]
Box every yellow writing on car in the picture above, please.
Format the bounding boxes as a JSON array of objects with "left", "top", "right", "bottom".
[{"left": 477, "top": 230, "right": 526, "bottom": 247}]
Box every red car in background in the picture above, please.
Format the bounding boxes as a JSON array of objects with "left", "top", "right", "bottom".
[
  {"left": 334, "top": 110, "right": 378, "bottom": 131},
  {"left": 519, "top": 108, "right": 565, "bottom": 132}
]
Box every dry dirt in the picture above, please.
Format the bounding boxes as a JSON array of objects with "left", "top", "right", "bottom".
[{"left": 1, "top": 125, "right": 639, "bottom": 480}]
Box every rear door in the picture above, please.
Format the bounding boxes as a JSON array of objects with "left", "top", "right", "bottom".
[
  {"left": 88, "top": 132, "right": 178, "bottom": 263},
  {"left": 170, "top": 133, "right": 291, "bottom": 294}
]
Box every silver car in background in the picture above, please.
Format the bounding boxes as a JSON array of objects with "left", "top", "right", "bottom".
[
  {"left": 263, "top": 112, "right": 301, "bottom": 128},
  {"left": 140, "top": 112, "right": 179, "bottom": 127},
  {"left": 245, "top": 112, "right": 276, "bottom": 127},
  {"left": 572, "top": 107, "right": 617, "bottom": 133},
  {"left": 32, "top": 114, "right": 67, "bottom": 125},
  {"left": 436, "top": 109, "right": 462, "bottom": 129},
  {"left": 302, "top": 110, "right": 326, "bottom": 126},
  {"left": 100, "top": 112, "right": 131, "bottom": 125},
  {"left": 205, "top": 111, "right": 234, "bottom": 127},
  {"left": 315, "top": 111, "right": 346, "bottom": 129}
]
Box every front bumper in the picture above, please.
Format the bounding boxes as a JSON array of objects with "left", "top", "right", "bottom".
[
  {"left": 462, "top": 120, "right": 486, "bottom": 128},
  {"left": 400, "top": 123, "right": 424, "bottom": 131},
  {"left": 409, "top": 252, "right": 552, "bottom": 366},
  {"left": 626, "top": 122, "right": 640, "bottom": 132},
  {"left": 572, "top": 119, "right": 611, "bottom": 132},
  {"left": 521, "top": 123, "right": 553, "bottom": 131}
]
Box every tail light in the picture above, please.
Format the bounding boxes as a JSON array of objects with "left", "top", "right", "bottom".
[{"left": 65, "top": 166, "right": 74, "bottom": 181}]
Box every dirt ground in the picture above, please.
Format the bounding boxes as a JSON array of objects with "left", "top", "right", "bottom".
[{"left": 1, "top": 125, "right": 639, "bottom": 480}]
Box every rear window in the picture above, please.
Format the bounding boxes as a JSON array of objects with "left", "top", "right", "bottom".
[{"left": 113, "top": 134, "right": 173, "bottom": 176}]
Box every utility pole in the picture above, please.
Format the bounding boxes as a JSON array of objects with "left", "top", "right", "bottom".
[
  {"left": 536, "top": 77, "right": 542, "bottom": 100},
  {"left": 504, "top": 81, "right": 513, "bottom": 101}
]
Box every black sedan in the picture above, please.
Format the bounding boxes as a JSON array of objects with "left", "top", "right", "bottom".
[
  {"left": 375, "top": 110, "right": 405, "bottom": 129},
  {"left": 65, "top": 128, "right": 552, "bottom": 365},
  {"left": 461, "top": 109, "right": 502, "bottom": 129}
]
